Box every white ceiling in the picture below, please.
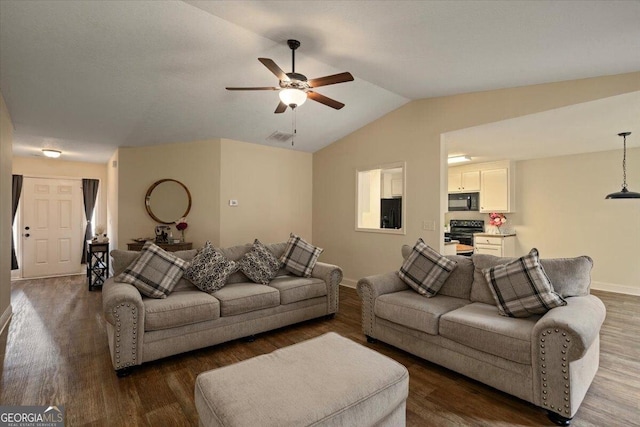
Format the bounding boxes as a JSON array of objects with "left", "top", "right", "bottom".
[{"left": 1, "top": 1, "right": 639, "bottom": 164}]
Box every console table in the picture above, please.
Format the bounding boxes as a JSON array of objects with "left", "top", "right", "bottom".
[
  {"left": 127, "top": 242, "right": 193, "bottom": 252},
  {"left": 87, "top": 241, "right": 109, "bottom": 291}
]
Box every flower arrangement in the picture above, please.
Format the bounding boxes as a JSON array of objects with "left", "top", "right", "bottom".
[
  {"left": 489, "top": 213, "right": 507, "bottom": 234},
  {"left": 175, "top": 217, "right": 188, "bottom": 242}
]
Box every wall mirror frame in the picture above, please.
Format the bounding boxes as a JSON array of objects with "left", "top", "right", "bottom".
[
  {"left": 145, "top": 179, "right": 192, "bottom": 224},
  {"left": 355, "top": 161, "right": 406, "bottom": 235}
]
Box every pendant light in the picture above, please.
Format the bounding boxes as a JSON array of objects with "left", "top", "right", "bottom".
[{"left": 605, "top": 132, "right": 640, "bottom": 199}]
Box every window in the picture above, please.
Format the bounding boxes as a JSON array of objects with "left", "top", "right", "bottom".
[{"left": 356, "top": 162, "right": 406, "bottom": 234}]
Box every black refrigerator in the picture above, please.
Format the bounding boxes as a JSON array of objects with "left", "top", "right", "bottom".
[{"left": 380, "top": 198, "right": 402, "bottom": 229}]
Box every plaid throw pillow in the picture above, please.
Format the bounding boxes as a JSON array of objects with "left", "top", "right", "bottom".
[
  {"left": 483, "top": 248, "right": 567, "bottom": 318},
  {"left": 238, "top": 239, "right": 282, "bottom": 284},
  {"left": 280, "top": 233, "right": 323, "bottom": 277},
  {"left": 184, "top": 241, "right": 239, "bottom": 293},
  {"left": 116, "top": 242, "right": 188, "bottom": 298},
  {"left": 399, "top": 238, "right": 457, "bottom": 297}
]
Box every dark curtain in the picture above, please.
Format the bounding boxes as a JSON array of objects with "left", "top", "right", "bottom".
[
  {"left": 11, "top": 175, "right": 23, "bottom": 270},
  {"left": 81, "top": 179, "right": 99, "bottom": 264}
]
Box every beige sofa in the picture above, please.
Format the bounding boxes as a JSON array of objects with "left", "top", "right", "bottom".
[
  {"left": 357, "top": 246, "right": 605, "bottom": 426},
  {"left": 102, "top": 242, "right": 342, "bottom": 376}
]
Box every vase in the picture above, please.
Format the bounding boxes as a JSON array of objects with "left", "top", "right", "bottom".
[{"left": 181, "top": 230, "right": 186, "bottom": 242}]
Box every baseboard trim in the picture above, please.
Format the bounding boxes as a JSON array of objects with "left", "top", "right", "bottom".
[
  {"left": 591, "top": 281, "right": 640, "bottom": 296},
  {"left": 0, "top": 305, "right": 13, "bottom": 336},
  {"left": 340, "top": 278, "right": 357, "bottom": 289}
]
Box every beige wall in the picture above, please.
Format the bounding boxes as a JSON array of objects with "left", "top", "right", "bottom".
[
  {"left": 0, "top": 91, "right": 13, "bottom": 333},
  {"left": 12, "top": 157, "right": 108, "bottom": 229},
  {"left": 515, "top": 148, "right": 640, "bottom": 293},
  {"left": 117, "top": 139, "right": 221, "bottom": 250},
  {"left": 313, "top": 72, "right": 640, "bottom": 287},
  {"left": 219, "top": 139, "right": 312, "bottom": 247},
  {"left": 107, "top": 150, "right": 119, "bottom": 253}
]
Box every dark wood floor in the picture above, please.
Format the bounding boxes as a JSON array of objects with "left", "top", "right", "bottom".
[{"left": 1, "top": 276, "right": 639, "bottom": 426}]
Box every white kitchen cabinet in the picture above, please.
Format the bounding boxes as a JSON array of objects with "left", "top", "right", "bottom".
[
  {"left": 448, "top": 170, "right": 480, "bottom": 193},
  {"left": 480, "top": 167, "right": 514, "bottom": 212},
  {"left": 474, "top": 234, "right": 516, "bottom": 257}
]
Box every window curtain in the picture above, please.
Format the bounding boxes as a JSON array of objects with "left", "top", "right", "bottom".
[
  {"left": 11, "top": 175, "right": 23, "bottom": 270},
  {"left": 81, "top": 179, "right": 99, "bottom": 264}
]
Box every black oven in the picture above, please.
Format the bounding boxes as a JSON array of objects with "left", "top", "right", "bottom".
[{"left": 448, "top": 192, "right": 479, "bottom": 211}]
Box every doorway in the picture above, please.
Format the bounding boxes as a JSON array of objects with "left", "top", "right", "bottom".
[{"left": 20, "top": 177, "right": 84, "bottom": 278}]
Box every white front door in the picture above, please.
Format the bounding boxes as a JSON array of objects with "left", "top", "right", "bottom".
[{"left": 21, "top": 177, "right": 84, "bottom": 278}]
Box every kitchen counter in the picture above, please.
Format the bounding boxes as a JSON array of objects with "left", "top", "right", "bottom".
[{"left": 474, "top": 232, "right": 516, "bottom": 237}]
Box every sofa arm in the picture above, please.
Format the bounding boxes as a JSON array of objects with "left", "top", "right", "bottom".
[
  {"left": 311, "top": 262, "right": 343, "bottom": 314},
  {"left": 356, "top": 272, "right": 410, "bottom": 337},
  {"left": 102, "top": 277, "right": 145, "bottom": 371},
  {"left": 532, "top": 295, "right": 605, "bottom": 359},
  {"left": 531, "top": 295, "right": 606, "bottom": 418}
]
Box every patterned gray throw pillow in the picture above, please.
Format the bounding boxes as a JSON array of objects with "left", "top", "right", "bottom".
[
  {"left": 116, "top": 241, "right": 188, "bottom": 299},
  {"left": 399, "top": 238, "right": 457, "bottom": 297},
  {"left": 184, "top": 241, "right": 239, "bottom": 293},
  {"left": 483, "top": 248, "right": 567, "bottom": 318},
  {"left": 238, "top": 239, "right": 282, "bottom": 284},
  {"left": 280, "top": 233, "right": 323, "bottom": 277}
]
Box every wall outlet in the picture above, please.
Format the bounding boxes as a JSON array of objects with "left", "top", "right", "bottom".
[
  {"left": 422, "top": 220, "right": 436, "bottom": 231},
  {"left": 229, "top": 199, "right": 238, "bottom": 207}
]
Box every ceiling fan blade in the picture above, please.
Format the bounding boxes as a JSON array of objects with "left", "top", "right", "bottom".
[
  {"left": 226, "top": 87, "right": 279, "bottom": 91},
  {"left": 307, "top": 91, "right": 345, "bottom": 110},
  {"left": 308, "top": 72, "right": 354, "bottom": 88},
  {"left": 274, "top": 101, "right": 288, "bottom": 114},
  {"left": 258, "top": 58, "right": 289, "bottom": 81}
]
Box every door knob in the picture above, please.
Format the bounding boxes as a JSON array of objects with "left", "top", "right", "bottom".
[
  {"left": 24, "top": 226, "right": 30, "bottom": 230},
  {"left": 24, "top": 233, "right": 30, "bottom": 237}
]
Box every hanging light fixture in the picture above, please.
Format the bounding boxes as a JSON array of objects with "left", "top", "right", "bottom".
[{"left": 605, "top": 132, "right": 640, "bottom": 199}]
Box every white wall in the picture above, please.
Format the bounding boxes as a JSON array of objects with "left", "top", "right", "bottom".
[
  {"left": 0, "top": 91, "right": 13, "bottom": 334},
  {"left": 106, "top": 150, "right": 119, "bottom": 255}
]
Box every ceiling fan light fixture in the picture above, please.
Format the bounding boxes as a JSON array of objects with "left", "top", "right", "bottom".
[
  {"left": 605, "top": 132, "right": 640, "bottom": 199},
  {"left": 42, "top": 149, "right": 61, "bottom": 158},
  {"left": 279, "top": 88, "right": 307, "bottom": 108}
]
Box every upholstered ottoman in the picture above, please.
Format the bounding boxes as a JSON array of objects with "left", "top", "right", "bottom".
[{"left": 194, "top": 332, "right": 409, "bottom": 427}]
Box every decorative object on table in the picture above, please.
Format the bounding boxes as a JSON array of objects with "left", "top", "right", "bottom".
[
  {"left": 605, "top": 132, "right": 640, "bottom": 199},
  {"left": 93, "top": 224, "right": 109, "bottom": 243},
  {"left": 488, "top": 212, "right": 507, "bottom": 234},
  {"left": 175, "top": 217, "right": 188, "bottom": 242},
  {"left": 155, "top": 225, "right": 171, "bottom": 244}
]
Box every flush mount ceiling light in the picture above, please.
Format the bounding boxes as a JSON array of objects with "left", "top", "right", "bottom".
[
  {"left": 606, "top": 132, "right": 640, "bottom": 199},
  {"left": 447, "top": 155, "right": 471, "bottom": 165},
  {"left": 42, "top": 149, "right": 61, "bottom": 158}
]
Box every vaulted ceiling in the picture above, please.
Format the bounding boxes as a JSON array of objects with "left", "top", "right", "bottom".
[{"left": 1, "top": 1, "right": 639, "bottom": 163}]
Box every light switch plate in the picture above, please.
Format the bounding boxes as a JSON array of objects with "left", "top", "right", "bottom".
[
  {"left": 422, "top": 220, "right": 436, "bottom": 231},
  {"left": 229, "top": 199, "right": 238, "bottom": 207}
]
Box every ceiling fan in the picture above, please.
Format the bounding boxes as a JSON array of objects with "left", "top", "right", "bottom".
[{"left": 226, "top": 39, "right": 354, "bottom": 113}]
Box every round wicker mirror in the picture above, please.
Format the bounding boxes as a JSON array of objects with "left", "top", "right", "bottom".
[{"left": 144, "top": 179, "right": 192, "bottom": 224}]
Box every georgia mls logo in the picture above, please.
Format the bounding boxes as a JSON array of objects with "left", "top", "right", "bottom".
[{"left": 0, "top": 405, "right": 65, "bottom": 427}]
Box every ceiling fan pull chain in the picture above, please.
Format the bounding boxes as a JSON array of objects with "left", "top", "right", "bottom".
[{"left": 291, "top": 108, "right": 297, "bottom": 146}]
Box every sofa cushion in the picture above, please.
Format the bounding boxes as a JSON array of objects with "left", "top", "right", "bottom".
[
  {"left": 212, "top": 282, "right": 280, "bottom": 316},
  {"left": 483, "top": 249, "right": 566, "bottom": 318},
  {"left": 375, "top": 290, "right": 470, "bottom": 335},
  {"left": 268, "top": 275, "right": 327, "bottom": 305},
  {"left": 111, "top": 248, "right": 197, "bottom": 276},
  {"left": 281, "top": 234, "right": 323, "bottom": 277},
  {"left": 471, "top": 253, "right": 591, "bottom": 305},
  {"left": 238, "top": 239, "right": 282, "bottom": 284},
  {"left": 116, "top": 242, "right": 188, "bottom": 299},
  {"left": 440, "top": 302, "right": 540, "bottom": 364},
  {"left": 401, "top": 245, "right": 473, "bottom": 299},
  {"left": 184, "top": 241, "right": 239, "bottom": 293},
  {"left": 144, "top": 291, "right": 221, "bottom": 331},
  {"left": 221, "top": 242, "right": 289, "bottom": 284},
  {"left": 399, "top": 238, "right": 457, "bottom": 297}
]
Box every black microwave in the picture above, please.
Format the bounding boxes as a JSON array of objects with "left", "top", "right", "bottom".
[{"left": 448, "top": 192, "right": 479, "bottom": 211}]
